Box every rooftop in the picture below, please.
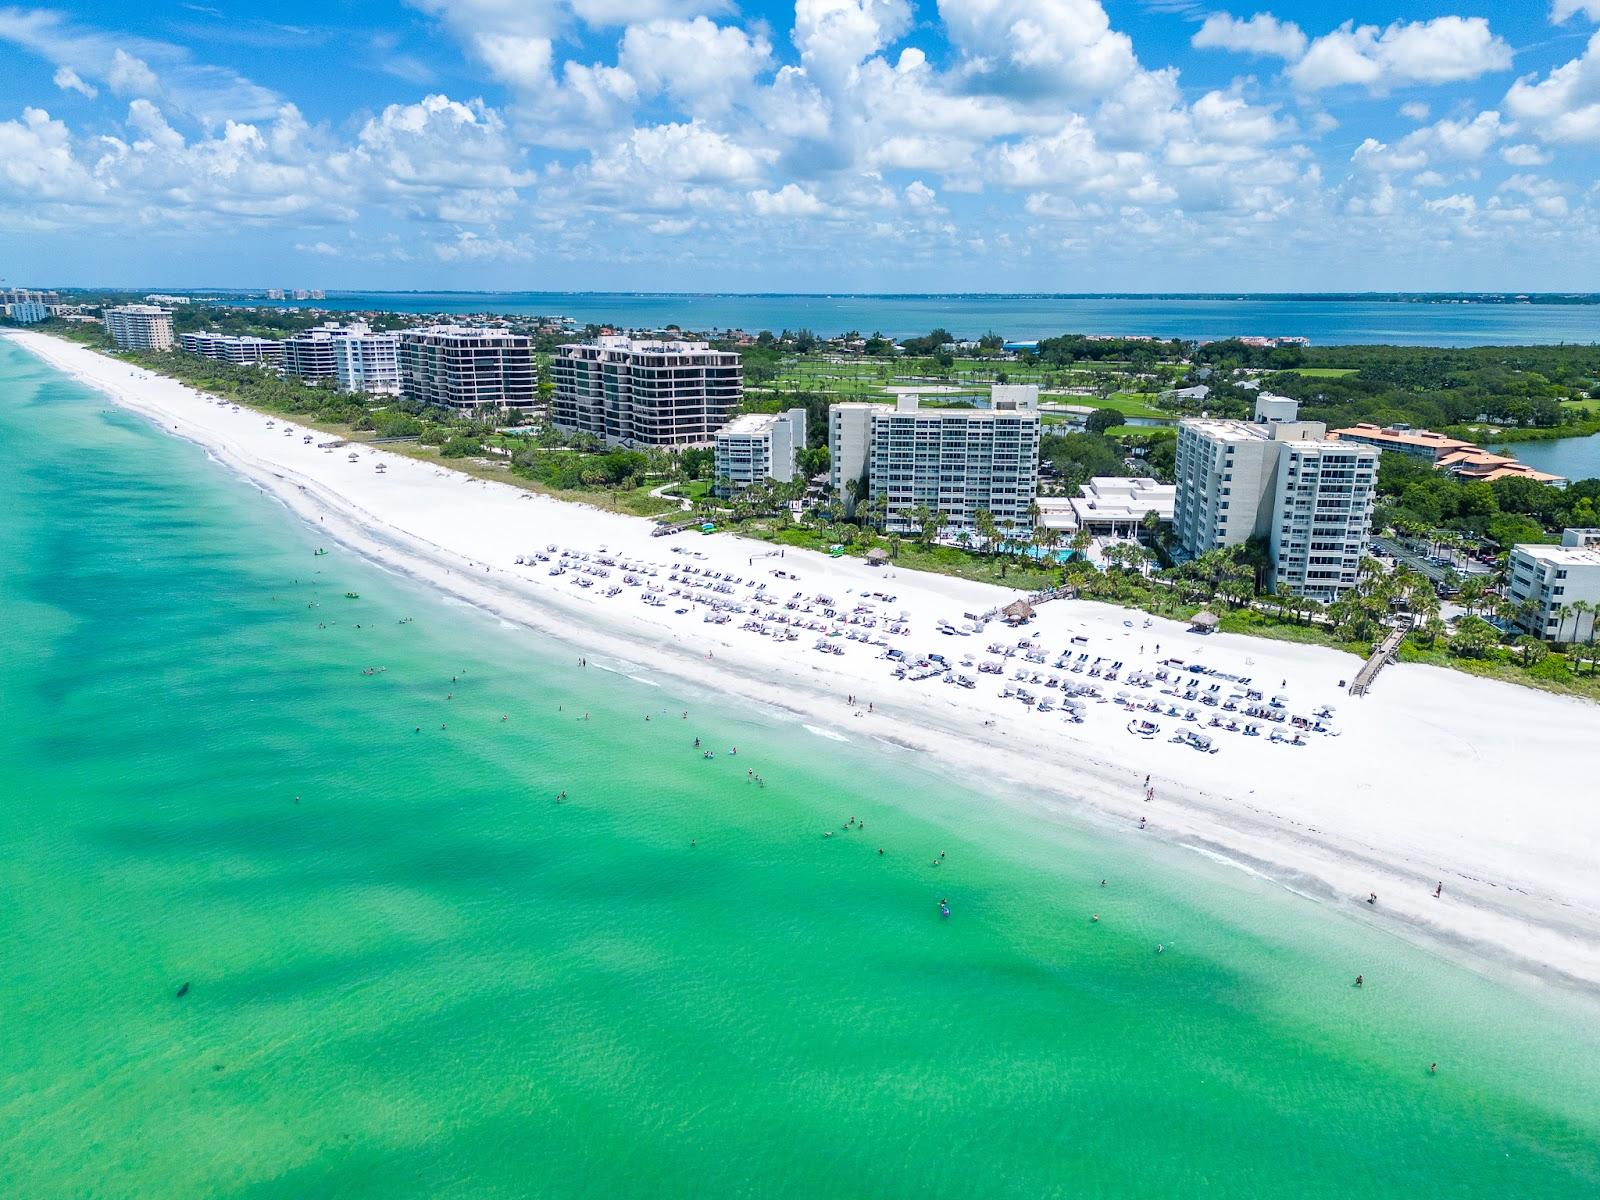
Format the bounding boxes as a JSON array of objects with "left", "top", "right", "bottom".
[
  {"left": 1516, "top": 543, "right": 1600, "bottom": 568},
  {"left": 718, "top": 412, "right": 785, "bottom": 437},
  {"left": 1330, "top": 423, "right": 1479, "bottom": 453}
]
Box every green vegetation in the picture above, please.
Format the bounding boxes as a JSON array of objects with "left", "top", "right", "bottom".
[
  {"left": 1375, "top": 452, "right": 1600, "bottom": 545},
  {"left": 1265, "top": 342, "right": 1600, "bottom": 431}
]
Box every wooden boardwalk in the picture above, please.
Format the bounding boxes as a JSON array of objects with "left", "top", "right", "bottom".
[{"left": 1349, "top": 620, "right": 1411, "bottom": 696}]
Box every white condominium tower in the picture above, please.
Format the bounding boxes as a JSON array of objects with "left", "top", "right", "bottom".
[
  {"left": 103, "top": 305, "right": 175, "bottom": 351},
  {"left": 1173, "top": 395, "right": 1377, "bottom": 601},
  {"left": 551, "top": 336, "right": 742, "bottom": 446},
  {"left": 332, "top": 328, "right": 401, "bottom": 395},
  {"left": 713, "top": 408, "right": 807, "bottom": 493},
  {"left": 1507, "top": 529, "right": 1600, "bottom": 641},
  {"left": 179, "top": 331, "right": 284, "bottom": 367},
  {"left": 280, "top": 322, "right": 400, "bottom": 394},
  {"left": 398, "top": 325, "right": 537, "bottom": 413},
  {"left": 829, "top": 385, "right": 1042, "bottom": 535}
]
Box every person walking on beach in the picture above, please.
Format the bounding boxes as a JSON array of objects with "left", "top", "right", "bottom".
[{"left": 1434, "top": 881, "right": 1443, "bottom": 898}]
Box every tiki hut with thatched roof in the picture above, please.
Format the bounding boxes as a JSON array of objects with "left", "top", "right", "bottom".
[
  {"left": 1189, "top": 610, "right": 1220, "bottom": 633},
  {"left": 1002, "top": 599, "right": 1035, "bottom": 626},
  {"left": 866, "top": 547, "right": 889, "bottom": 566}
]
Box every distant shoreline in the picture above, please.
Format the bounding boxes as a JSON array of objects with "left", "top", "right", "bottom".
[{"left": 58, "top": 289, "right": 1600, "bottom": 303}]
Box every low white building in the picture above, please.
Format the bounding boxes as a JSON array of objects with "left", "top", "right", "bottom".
[
  {"left": 179, "top": 330, "right": 284, "bottom": 367},
  {"left": 1507, "top": 529, "right": 1600, "bottom": 641},
  {"left": 1038, "top": 476, "right": 1176, "bottom": 539},
  {"left": 103, "top": 305, "right": 175, "bottom": 351},
  {"left": 713, "top": 408, "right": 807, "bottom": 494}
]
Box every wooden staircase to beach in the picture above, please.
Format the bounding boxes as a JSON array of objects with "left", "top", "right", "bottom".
[{"left": 1349, "top": 620, "right": 1411, "bottom": 696}]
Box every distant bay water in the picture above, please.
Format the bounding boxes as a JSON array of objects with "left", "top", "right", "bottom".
[
  {"left": 5, "top": 336, "right": 1600, "bottom": 1197},
  {"left": 258, "top": 293, "right": 1600, "bottom": 346},
  {"left": 1494, "top": 433, "right": 1600, "bottom": 481}
]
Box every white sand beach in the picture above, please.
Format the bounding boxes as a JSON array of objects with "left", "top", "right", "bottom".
[{"left": 11, "top": 328, "right": 1600, "bottom": 991}]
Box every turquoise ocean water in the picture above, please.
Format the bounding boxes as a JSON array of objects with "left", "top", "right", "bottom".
[
  {"left": 3, "top": 334, "right": 1599, "bottom": 1197},
  {"left": 266, "top": 292, "right": 1600, "bottom": 346}
]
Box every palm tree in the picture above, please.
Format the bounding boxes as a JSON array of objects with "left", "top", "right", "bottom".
[
  {"left": 974, "top": 508, "right": 998, "bottom": 556},
  {"left": 1556, "top": 598, "right": 1584, "bottom": 644}
]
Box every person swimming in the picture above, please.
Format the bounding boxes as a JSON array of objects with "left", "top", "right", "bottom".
[
  {"left": 1091, "top": 914, "right": 1100, "bottom": 923},
  {"left": 1355, "top": 974, "right": 1364, "bottom": 987}
]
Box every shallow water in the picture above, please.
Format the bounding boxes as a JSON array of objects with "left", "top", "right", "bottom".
[{"left": 3, "top": 337, "right": 1599, "bottom": 1198}]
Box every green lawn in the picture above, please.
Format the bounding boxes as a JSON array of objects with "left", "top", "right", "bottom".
[{"left": 1287, "top": 367, "right": 1359, "bottom": 379}]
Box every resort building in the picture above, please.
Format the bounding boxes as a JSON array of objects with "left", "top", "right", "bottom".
[
  {"left": 179, "top": 331, "right": 284, "bottom": 367},
  {"left": 1330, "top": 422, "right": 1565, "bottom": 487},
  {"left": 103, "top": 305, "right": 175, "bottom": 351},
  {"left": 713, "top": 409, "right": 807, "bottom": 494},
  {"left": 551, "top": 336, "right": 742, "bottom": 446},
  {"left": 4, "top": 299, "right": 49, "bottom": 324},
  {"left": 829, "top": 385, "right": 1042, "bottom": 535},
  {"left": 399, "top": 325, "right": 537, "bottom": 413},
  {"left": 1329, "top": 423, "right": 1477, "bottom": 464},
  {"left": 1175, "top": 396, "right": 1378, "bottom": 601},
  {"left": 1507, "top": 529, "right": 1600, "bottom": 641}
]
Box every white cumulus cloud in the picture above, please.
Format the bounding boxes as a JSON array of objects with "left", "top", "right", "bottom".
[
  {"left": 1290, "top": 18, "right": 1513, "bottom": 93},
  {"left": 1191, "top": 12, "right": 1307, "bottom": 61},
  {"left": 51, "top": 64, "right": 96, "bottom": 97}
]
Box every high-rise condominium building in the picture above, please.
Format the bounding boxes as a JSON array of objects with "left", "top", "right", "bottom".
[
  {"left": 179, "top": 331, "right": 285, "bottom": 367},
  {"left": 5, "top": 299, "right": 48, "bottom": 324},
  {"left": 829, "top": 385, "right": 1043, "bottom": 535},
  {"left": 399, "top": 325, "right": 537, "bottom": 413},
  {"left": 103, "top": 305, "right": 175, "bottom": 351},
  {"left": 331, "top": 330, "right": 401, "bottom": 396},
  {"left": 551, "top": 336, "right": 742, "bottom": 446},
  {"left": 280, "top": 323, "right": 401, "bottom": 394},
  {"left": 1173, "top": 395, "right": 1378, "bottom": 601},
  {"left": 713, "top": 409, "right": 808, "bottom": 494}
]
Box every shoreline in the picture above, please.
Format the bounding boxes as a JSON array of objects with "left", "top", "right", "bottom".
[{"left": 10, "top": 328, "right": 1600, "bottom": 996}]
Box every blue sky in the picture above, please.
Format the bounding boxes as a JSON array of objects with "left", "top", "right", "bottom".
[{"left": 2, "top": 1, "right": 1599, "bottom": 291}]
